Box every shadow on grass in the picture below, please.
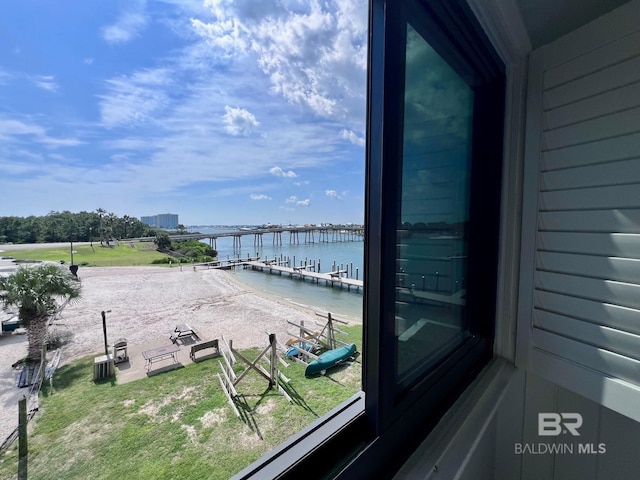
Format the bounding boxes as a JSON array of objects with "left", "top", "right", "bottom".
[
  {"left": 279, "top": 381, "right": 318, "bottom": 417},
  {"left": 93, "top": 375, "right": 117, "bottom": 387},
  {"left": 309, "top": 356, "right": 359, "bottom": 387},
  {"left": 41, "top": 361, "right": 91, "bottom": 396},
  {"left": 236, "top": 389, "right": 270, "bottom": 441}
]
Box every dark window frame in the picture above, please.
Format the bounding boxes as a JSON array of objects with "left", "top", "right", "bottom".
[{"left": 232, "top": 1, "right": 505, "bottom": 478}]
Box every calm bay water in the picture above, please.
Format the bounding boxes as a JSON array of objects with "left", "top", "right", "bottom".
[{"left": 191, "top": 226, "right": 364, "bottom": 321}]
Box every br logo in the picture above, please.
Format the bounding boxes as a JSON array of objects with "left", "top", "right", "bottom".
[{"left": 538, "top": 413, "right": 583, "bottom": 436}]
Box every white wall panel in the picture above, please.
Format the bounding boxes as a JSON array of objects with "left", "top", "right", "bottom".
[
  {"left": 543, "top": 55, "right": 640, "bottom": 109},
  {"left": 544, "top": 31, "right": 640, "bottom": 89},
  {"left": 544, "top": 81, "right": 640, "bottom": 130},
  {"left": 541, "top": 157, "right": 640, "bottom": 191},
  {"left": 543, "top": 106, "right": 640, "bottom": 150},
  {"left": 542, "top": 132, "right": 640, "bottom": 171}
]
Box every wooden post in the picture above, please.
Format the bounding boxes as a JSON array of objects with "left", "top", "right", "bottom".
[
  {"left": 269, "top": 333, "right": 277, "bottom": 389},
  {"left": 18, "top": 396, "right": 27, "bottom": 480},
  {"left": 328, "top": 313, "right": 336, "bottom": 350},
  {"left": 40, "top": 343, "right": 46, "bottom": 385}
]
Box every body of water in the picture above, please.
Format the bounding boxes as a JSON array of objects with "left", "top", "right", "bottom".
[{"left": 190, "top": 226, "right": 365, "bottom": 321}]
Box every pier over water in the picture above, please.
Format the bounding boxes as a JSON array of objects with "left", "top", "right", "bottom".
[{"left": 135, "top": 225, "right": 364, "bottom": 249}]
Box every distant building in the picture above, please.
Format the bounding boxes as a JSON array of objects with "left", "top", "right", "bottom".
[{"left": 140, "top": 213, "right": 179, "bottom": 229}]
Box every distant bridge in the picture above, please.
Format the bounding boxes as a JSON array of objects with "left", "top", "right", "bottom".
[{"left": 135, "top": 225, "right": 364, "bottom": 249}]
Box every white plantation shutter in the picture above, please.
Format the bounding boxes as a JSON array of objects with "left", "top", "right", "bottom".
[{"left": 518, "top": 0, "right": 640, "bottom": 421}]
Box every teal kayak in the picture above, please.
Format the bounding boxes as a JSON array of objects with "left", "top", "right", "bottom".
[{"left": 305, "top": 343, "right": 357, "bottom": 376}]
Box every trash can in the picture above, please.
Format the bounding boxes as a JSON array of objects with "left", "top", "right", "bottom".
[{"left": 113, "top": 338, "right": 128, "bottom": 364}]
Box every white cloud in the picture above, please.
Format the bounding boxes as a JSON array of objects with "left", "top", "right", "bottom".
[
  {"left": 98, "top": 68, "right": 172, "bottom": 128},
  {"left": 0, "top": 69, "right": 11, "bottom": 85},
  {"left": 102, "top": 4, "right": 148, "bottom": 45},
  {"left": 280, "top": 194, "right": 311, "bottom": 207},
  {"left": 0, "top": 119, "right": 45, "bottom": 137},
  {"left": 223, "top": 106, "right": 259, "bottom": 136},
  {"left": 192, "top": 0, "right": 367, "bottom": 122},
  {"left": 325, "top": 189, "right": 342, "bottom": 200},
  {"left": 340, "top": 128, "right": 365, "bottom": 147},
  {"left": 250, "top": 193, "right": 271, "bottom": 200},
  {"left": 190, "top": 18, "right": 248, "bottom": 58},
  {"left": 270, "top": 166, "right": 297, "bottom": 178},
  {"left": 0, "top": 117, "right": 84, "bottom": 149},
  {"left": 1, "top": 0, "right": 366, "bottom": 224},
  {"left": 29, "top": 75, "right": 59, "bottom": 92},
  {"left": 39, "top": 136, "right": 85, "bottom": 148}
]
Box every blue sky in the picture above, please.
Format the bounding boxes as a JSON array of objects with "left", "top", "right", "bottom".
[{"left": 0, "top": 0, "right": 367, "bottom": 226}]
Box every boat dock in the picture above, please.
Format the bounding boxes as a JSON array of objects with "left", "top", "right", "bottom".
[
  {"left": 194, "top": 257, "right": 363, "bottom": 292},
  {"left": 245, "top": 260, "right": 363, "bottom": 292}
]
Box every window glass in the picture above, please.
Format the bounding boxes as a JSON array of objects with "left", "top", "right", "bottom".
[{"left": 396, "top": 23, "right": 474, "bottom": 387}]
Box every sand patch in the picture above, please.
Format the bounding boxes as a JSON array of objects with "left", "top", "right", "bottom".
[
  {"left": 200, "top": 408, "right": 227, "bottom": 428},
  {"left": 139, "top": 386, "right": 197, "bottom": 422}
]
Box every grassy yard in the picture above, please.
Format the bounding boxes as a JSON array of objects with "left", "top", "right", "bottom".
[
  {"left": 5, "top": 242, "right": 172, "bottom": 267},
  {"left": 0, "top": 326, "right": 362, "bottom": 480}
]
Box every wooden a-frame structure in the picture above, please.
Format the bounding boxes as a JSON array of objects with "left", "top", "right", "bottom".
[{"left": 217, "top": 334, "right": 291, "bottom": 417}]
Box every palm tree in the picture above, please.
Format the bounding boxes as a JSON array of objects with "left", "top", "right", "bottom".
[{"left": 0, "top": 264, "right": 81, "bottom": 363}]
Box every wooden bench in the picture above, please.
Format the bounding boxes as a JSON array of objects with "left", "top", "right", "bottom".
[{"left": 190, "top": 339, "right": 220, "bottom": 362}]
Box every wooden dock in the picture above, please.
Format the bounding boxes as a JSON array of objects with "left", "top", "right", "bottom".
[
  {"left": 244, "top": 260, "right": 363, "bottom": 292},
  {"left": 195, "top": 259, "right": 468, "bottom": 304}
]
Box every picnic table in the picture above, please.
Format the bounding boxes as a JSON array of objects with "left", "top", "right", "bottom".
[
  {"left": 142, "top": 344, "right": 180, "bottom": 372},
  {"left": 170, "top": 323, "right": 200, "bottom": 343}
]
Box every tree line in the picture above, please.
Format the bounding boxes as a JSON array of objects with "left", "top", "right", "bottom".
[{"left": 0, "top": 209, "right": 158, "bottom": 244}]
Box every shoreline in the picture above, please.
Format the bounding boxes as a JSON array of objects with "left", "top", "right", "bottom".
[{"left": 0, "top": 265, "right": 358, "bottom": 446}]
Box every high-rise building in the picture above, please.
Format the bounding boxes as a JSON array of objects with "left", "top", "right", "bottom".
[{"left": 140, "top": 213, "right": 179, "bottom": 229}]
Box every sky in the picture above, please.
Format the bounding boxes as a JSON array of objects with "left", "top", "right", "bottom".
[{"left": 0, "top": 0, "right": 367, "bottom": 226}]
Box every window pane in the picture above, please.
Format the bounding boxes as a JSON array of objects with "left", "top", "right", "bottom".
[{"left": 396, "top": 24, "right": 474, "bottom": 387}]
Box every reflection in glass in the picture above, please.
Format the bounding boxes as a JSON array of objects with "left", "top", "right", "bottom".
[{"left": 396, "top": 24, "right": 474, "bottom": 387}]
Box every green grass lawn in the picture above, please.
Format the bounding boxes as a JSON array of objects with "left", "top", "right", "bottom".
[
  {"left": 0, "top": 326, "right": 362, "bottom": 480},
  {"left": 6, "top": 242, "right": 172, "bottom": 267}
]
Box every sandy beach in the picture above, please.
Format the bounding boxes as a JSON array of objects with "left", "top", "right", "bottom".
[{"left": 1, "top": 265, "right": 337, "bottom": 447}]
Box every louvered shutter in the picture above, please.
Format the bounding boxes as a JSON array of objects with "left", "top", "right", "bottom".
[{"left": 518, "top": 0, "right": 640, "bottom": 421}]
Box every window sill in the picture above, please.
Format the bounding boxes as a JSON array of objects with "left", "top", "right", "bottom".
[
  {"left": 393, "top": 358, "right": 517, "bottom": 479},
  {"left": 231, "top": 392, "right": 366, "bottom": 480}
]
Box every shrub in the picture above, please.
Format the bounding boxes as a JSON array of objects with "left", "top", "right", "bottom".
[{"left": 151, "top": 257, "right": 175, "bottom": 264}]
